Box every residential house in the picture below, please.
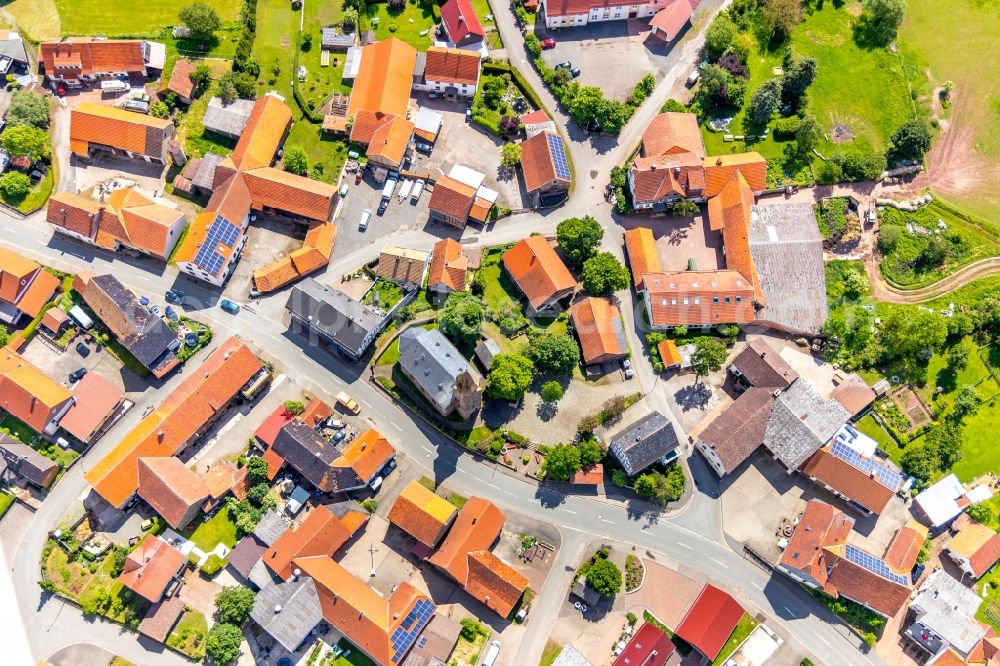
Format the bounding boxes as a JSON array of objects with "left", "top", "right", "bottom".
[
  {"left": 251, "top": 574, "right": 324, "bottom": 652},
  {"left": 695, "top": 387, "right": 775, "bottom": 477},
  {"left": 413, "top": 46, "right": 481, "bottom": 98},
  {"left": 428, "top": 176, "right": 477, "bottom": 228},
  {"left": 286, "top": 278, "right": 403, "bottom": 360},
  {"left": 137, "top": 596, "right": 186, "bottom": 645},
  {"left": 227, "top": 509, "right": 288, "bottom": 585},
  {"left": 829, "top": 374, "right": 878, "bottom": 417},
  {"left": 136, "top": 456, "right": 210, "bottom": 529},
  {"left": 622, "top": 228, "right": 660, "bottom": 291},
  {"left": 262, "top": 504, "right": 368, "bottom": 580},
  {"left": 163, "top": 58, "right": 197, "bottom": 104},
  {"left": 0, "top": 247, "right": 60, "bottom": 325},
  {"left": 628, "top": 112, "right": 706, "bottom": 211},
  {"left": 76, "top": 273, "right": 181, "bottom": 378},
  {"left": 904, "top": 570, "right": 989, "bottom": 662},
  {"left": 914, "top": 474, "right": 993, "bottom": 530},
  {"left": 607, "top": 412, "right": 680, "bottom": 477},
  {"left": 945, "top": 514, "right": 1000, "bottom": 580},
  {"left": 400, "top": 615, "right": 462, "bottom": 666},
  {"left": 0, "top": 347, "right": 75, "bottom": 436},
  {"left": 346, "top": 38, "right": 416, "bottom": 152},
  {"left": 428, "top": 497, "right": 528, "bottom": 617},
  {"left": 0, "top": 31, "right": 29, "bottom": 74},
  {"left": 38, "top": 39, "right": 151, "bottom": 86},
  {"left": 540, "top": 0, "right": 660, "bottom": 29},
  {"left": 0, "top": 434, "right": 58, "bottom": 489},
  {"left": 202, "top": 98, "right": 255, "bottom": 138},
  {"left": 363, "top": 113, "right": 415, "bottom": 172},
  {"left": 648, "top": 0, "right": 696, "bottom": 42},
  {"left": 520, "top": 109, "right": 557, "bottom": 139},
  {"left": 520, "top": 131, "right": 571, "bottom": 202},
  {"left": 253, "top": 222, "right": 337, "bottom": 293},
  {"left": 570, "top": 297, "right": 627, "bottom": 366},
  {"left": 761, "top": 380, "right": 850, "bottom": 471},
  {"left": 388, "top": 480, "right": 458, "bottom": 548},
  {"left": 642, "top": 270, "right": 757, "bottom": 329},
  {"left": 70, "top": 104, "right": 174, "bottom": 164},
  {"left": 398, "top": 327, "right": 485, "bottom": 419},
  {"left": 427, "top": 238, "right": 468, "bottom": 295},
  {"left": 271, "top": 420, "right": 394, "bottom": 493},
  {"left": 117, "top": 535, "right": 187, "bottom": 603},
  {"left": 777, "top": 500, "right": 914, "bottom": 617},
  {"left": 40, "top": 308, "right": 69, "bottom": 338},
  {"left": 611, "top": 623, "right": 678, "bottom": 666},
  {"left": 674, "top": 584, "right": 745, "bottom": 662},
  {"left": 502, "top": 236, "right": 576, "bottom": 316},
  {"left": 727, "top": 338, "right": 797, "bottom": 392},
  {"left": 800, "top": 423, "right": 905, "bottom": 515},
  {"left": 47, "top": 188, "right": 187, "bottom": 261},
  {"left": 59, "top": 373, "right": 125, "bottom": 443},
  {"left": 440, "top": 0, "right": 485, "bottom": 47},
  {"left": 84, "top": 337, "right": 263, "bottom": 509},
  {"left": 377, "top": 247, "right": 430, "bottom": 286}
]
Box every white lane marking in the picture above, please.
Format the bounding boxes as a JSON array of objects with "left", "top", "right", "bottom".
[
  {"left": 420, "top": 445, "right": 433, "bottom": 454},
  {"left": 389, "top": 420, "right": 401, "bottom": 430},
  {"left": 709, "top": 558, "right": 729, "bottom": 569},
  {"left": 361, "top": 399, "right": 374, "bottom": 409},
  {"left": 677, "top": 542, "right": 692, "bottom": 549},
  {"left": 488, "top": 483, "right": 500, "bottom": 489},
  {"left": 474, "top": 477, "right": 484, "bottom": 483},
  {"left": 816, "top": 635, "right": 830, "bottom": 647},
  {"left": 751, "top": 582, "right": 763, "bottom": 591},
  {"left": 560, "top": 508, "right": 576, "bottom": 514},
  {"left": 600, "top": 518, "right": 614, "bottom": 524}
]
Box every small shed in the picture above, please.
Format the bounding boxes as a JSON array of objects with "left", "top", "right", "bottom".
[
  {"left": 41, "top": 308, "right": 69, "bottom": 336},
  {"left": 321, "top": 27, "right": 355, "bottom": 51},
  {"left": 286, "top": 485, "right": 309, "bottom": 515},
  {"left": 475, "top": 338, "right": 500, "bottom": 371},
  {"left": 571, "top": 576, "right": 603, "bottom": 607}
]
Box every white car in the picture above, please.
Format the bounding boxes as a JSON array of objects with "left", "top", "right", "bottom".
[{"left": 359, "top": 209, "right": 371, "bottom": 231}]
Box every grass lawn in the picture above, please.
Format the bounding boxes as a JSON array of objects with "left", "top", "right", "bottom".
[
  {"left": 855, "top": 414, "right": 900, "bottom": 455},
  {"left": 376, "top": 322, "right": 437, "bottom": 367},
  {"left": 977, "top": 564, "right": 1000, "bottom": 631},
  {"left": 362, "top": 0, "right": 439, "bottom": 49},
  {"left": 0, "top": 415, "right": 78, "bottom": 471},
  {"left": 1, "top": 168, "right": 56, "bottom": 214},
  {"left": 166, "top": 610, "right": 208, "bottom": 659},
  {"left": 333, "top": 639, "right": 378, "bottom": 666},
  {"left": 712, "top": 613, "right": 759, "bottom": 666},
  {"left": 539, "top": 641, "right": 563, "bottom": 666},
  {"left": 53, "top": 0, "right": 239, "bottom": 36},
  {"left": 185, "top": 506, "right": 238, "bottom": 551},
  {"left": 362, "top": 280, "right": 405, "bottom": 310},
  {"left": 175, "top": 83, "right": 239, "bottom": 159},
  {"left": 298, "top": 0, "right": 351, "bottom": 113},
  {"left": 5, "top": 0, "right": 61, "bottom": 41},
  {"left": 0, "top": 492, "right": 15, "bottom": 520},
  {"left": 109, "top": 658, "right": 138, "bottom": 666}
]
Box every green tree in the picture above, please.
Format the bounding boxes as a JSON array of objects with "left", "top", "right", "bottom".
[
  {"left": 795, "top": 115, "right": 822, "bottom": 157},
  {"left": 524, "top": 34, "right": 542, "bottom": 58},
  {"left": 438, "top": 292, "right": 485, "bottom": 347},
  {"left": 343, "top": 7, "right": 359, "bottom": 28},
  {"left": 190, "top": 64, "right": 213, "bottom": 98},
  {"left": 500, "top": 142, "right": 521, "bottom": 169},
  {"left": 578, "top": 438, "right": 603, "bottom": 466},
  {"left": 0, "top": 325, "right": 10, "bottom": 347},
  {"left": 245, "top": 456, "right": 269, "bottom": 484},
  {"left": 967, "top": 501, "right": 995, "bottom": 527},
  {"left": 762, "top": 0, "right": 802, "bottom": 38},
  {"left": 149, "top": 101, "right": 170, "bottom": 119},
  {"left": 218, "top": 71, "right": 256, "bottom": 100},
  {"left": 747, "top": 78, "right": 782, "bottom": 126},
  {"left": 7, "top": 90, "right": 50, "bottom": 128},
  {"left": 697, "top": 64, "right": 732, "bottom": 109},
  {"left": 843, "top": 269, "right": 870, "bottom": 299},
  {"left": 857, "top": 0, "right": 906, "bottom": 46},
  {"left": 205, "top": 623, "right": 243, "bottom": 665},
  {"left": 2, "top": 124, "right": 50, "bottom": 161},
  {"left": 247, "top": 483, "right": 269, "bottom": 507},
  {"left": 782, "top": 56, "right": 818, "bottom": 102},
  {"left": 927, "top": 422, "right": 963, "bottom": 469},
  {"left": 215, "top": 586, "right": 256, "bottom": 625},
  {"left": 486, "top": 354, "right": 535, "bottom": 400},
  {"left": 568, "top": 86, "right": 605, "bottom": 130},
  {"left": 901, "top": 441, "right": 938, "bottom": 481},
  {"left": 0, "top": 171, "right": 32, "bottom": 199},
  {"left": 691, "top": 336, "right": 728, "bottom": 382},
  {"left": 889, "top": 119, "right": 932, "bottom": 162},
  {"left": 582, "top": 252, "right": 631, "bottom": 294},
  {"left": 481, "top": 76, "right": 506, "bottom": 108},
  {"left": 597, "top": 99, "right": 629, "bottom": 134},
  {"left": 948, "top": 343, "right": 969, "bottom": 371},
  {"left": 542, "top": 443, "right": 582, "bottom": 481},
  {"left": 283, "top": 146, "right": 308, "bottom": 175},
  {"left": 634, "top": 470, "right": 686, "bottom": 504},
  {"left": 217, "top": 76, "right": 238, "bottom": 104},
  {"left": 672, "top": 200, "right": 699, "bottom": 216},
  {"left": 526, "top": 332, "right": 580, "bottom": 375},
  {"left": 283, "top": 400, "right": 305, "bottom": 415},
  {"left": 540, "top": 380, "right": 564, "bottom": 403},
  {"left": 831, "top": 149, "right": 887, "bottom": 182},
  {"left": 879, "top": 307, "right": 947, "bottom": 367},
  {"left": 660, "top": 99, "right": 687, "bottom": 113},
  {"left": 704, "top": 12, "right": 737, "bottom": 60},
  {"left": 586, "top": 558, "right": 622, "bottom": 597},
  {"left": 179, "top": 2, "right": 222, "bottom": 41},
  {"left": 878, "top": 225, "right": 902, "bottom": 254},
  {"left": 556, "top": 216, "right": 603, "bottom": 268},
  {"left": 952, "top": 385, "right": 981, "bottom": 421}
]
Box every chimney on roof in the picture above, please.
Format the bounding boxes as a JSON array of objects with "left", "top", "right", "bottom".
[
  {"left": 716, "top": 158, "right": 723, "bottom": 166},
  {"left": 471, "top": 517, "right": 477, "bottom": 525},
  {"left": 293, "top": 568, "right": 301, "bottom": 580}
]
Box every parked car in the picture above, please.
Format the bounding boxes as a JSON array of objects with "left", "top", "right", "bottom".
[
  {"left": 377, "top": 199, "right": 389, "bottom": 215},
  {"left": 149, "top": 305, "right": 163, "bottom": 318},
  {"left": 570, "top": 67, "right": 581, "bottom": 78},
  {"left": 555, "top": 61, "right": 571, "bottom": 70},
  {"left": 339, "top": 184, "right": 349, "bottom": 198},
  {"left": 164, "top": 289, "right": 185, "bottom": 304},
  {"left": 428, "top": 92, "right": 439, "bottom": 99},
  {"left": 465, "top": 107, "right": 472, "bottom": 121},
  {"left": 542, "top": 38, "right": 556, "bottom": 49},
  {"left": 332, "top": 430, "right": 347, "bottom": 443},
  {"left": 76, "top": 342, "right": 91, "bottom": 357},
  {"left": 219, "top": 298, "right": 240, "bottom": 314},
  {"left": 481, "top": 641, "right": 502, "bottom": 666},
  {"left": 369, "top": 475, "right": 383, "bottom": 492},
  {"left": 326, "top": 419, "right": 346, "bottom": 430},
  {"left": 415, "top": 141, "right": 433, "bottom": 154},
  {"left": 164, "top": 305, "right": 178, "bottom": 320},
  {"left": 69, "top": 367, "right": 87, "bottom": 383},
  {"left": 382, "top": 458, "right": 397, "bottom": 477},
  {"left": 359, "top": 209, "right": 372, "bottom": 230},
  {"left": 686, "top": 68, "right": 700, "bottom": 87},
  {"left": 337, "top": 391, "right": 361, "bottom": 414}
]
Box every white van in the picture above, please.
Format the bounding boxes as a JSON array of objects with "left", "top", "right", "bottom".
[
  {"left": 411, "top": 179, "right": 425, "bottom": 203},
  {"left": 481, "top": 641, "right": 501, "bottom": 666},
  {"left": 398, "top": 178, "right": 413, "bottom": 201},
  {"left": 381, "top": 177, "right": 398, "bottom": 200},
  {"left": 339, "top": 184, "right": 349, "bottom": 198},
  {"left": 369, "top": 475, "right": 383, "bottom": 492},
  {"left": 359, "top": 209, "right": 372, "bottom": 231}
]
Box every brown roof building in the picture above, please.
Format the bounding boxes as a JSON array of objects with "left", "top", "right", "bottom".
[
  {"left": 388, "top": 480, "right": 458, "bottom": 548},
  {"left": 416, "top": 46, "right": 481, "bottom": 97},
  {"left": 428, "top": 176, "right": 476, "bottom": 228},
  {"left": 70, "top": 104, "right": 174, "bottom": 164},
  {"left": 136, "top": 457, "right": 210, "bottom": 529},
  {"left": 118, "top": 536, "right": 187, "bottom": 603},
  {"left": 0, "top": 434, "right": 59, "bottom": 488},
  {"left": 502, "top": 236, "right": 576, "bottom": 315},
  {"left": 728, "top": 338, "right": 797, "bottom": 391},
  {"left": 377, "top": 247, "right": 430, "bottom": 285},
  {"left": 946, "top": 514, "right": 1000, "bottom": 579},
  {"left": 60, "top": 372, "right": 125, "bottom": 443},
  {"left": 695, "top": 387, "right": 775, "bottom": 477},
  {"left": 164, "top": 58, "right": 197, "bottom": 103},
  {"left": 519, "top": 131, "right": 571, "bottom": 199},
  {"left": 570, "top": 297, "right": 627, "bottom": 365},
  {"left": 39, "top": 39, "right": 148, "bottom": 85},
  {"left": 427, "top": 239, "right": 468, "bottom": 294},
  {"left": 0, "top": 247, "right": 60, "bottom": 326},
  {"left": 263, "top": 504, "right": 368, "bottom": 579},
  {"left": 830, "top": 375, "right": 877, "bottom": 416},
  {"left": 643, "top": 270, "right": 756, "bottom": 328}
]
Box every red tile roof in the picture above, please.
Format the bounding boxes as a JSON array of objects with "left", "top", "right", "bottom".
[
  {"left": 47, "top": 191, "right": 101, "bottom": 237},
  {"left": 830, "top": 375, "right": 877, "bottom": 416},
  {"left": 424, "top": 46, "right": 481, "bottom": 86},
  {"left": 823, "top": 545, "right": 911, "bottom": 617},
  {"left": 428, "top": 497, "right": 505, "bottom": 583},
  {"left": 231, "top": 94, "right": 291, "bottom": 171},
  {"left": 118, "top": 536, "right": 187, "bottom": 603},
  {"left": 70, "top": 104, "right": 172, "bottom": 159},
  {"left": 364, "top": 115, "right": 415, "bottom": 168},
  {"left": 428, "top": 176, "right": 476, "bottom": 223},
  {"left": 60, "top": 372, "right": 124, "bottom": 442},
  {"left": 136, "top": 457, "right": 210, "bottom": 528},
  {"left": 166, "top": 59, "right": 197, "bottom": 99},
  {"left": 543, "top": 0, "right": 644, "bottom": 17},
  {"left": 644, "top": 270, "right": 756, "bottom": 327},
  {"left": 347, "top": 38, "right": 417, "bottom": 124},
  {"left": 0, "top": 346, "right": 74, "bottom": 435},
  {"left": 623, "top": 227, "right": 660, "bottom": 290},
  {"left": 427, "top": 238, "right": 468, "bottom": 292},
  {"left": 948, "top": 514, "right": 1000, "bottom": 578},
  {"left": 612, "top": 622, "right": 677, "bottom": 666},
  {"left": 440, "top": 0, "right": 485, "bottom": 45},
  {"left": 641, "top": 112, "right": 705, "bottom": 160},
  {"left": 658, "top": 339, "right": 682, "bottom": 367},
  {"left": 570, "top": 297, "right": 627, "bottom": 364},
  {"left": 242, "top": 167, "right": 337, "bottom": 222},
  {"left": 264, "top": 504, "right": 367, "bottom": 579},
  {"left": 520, "top": 131, "right": 570, "bottom": 193},
  {"left": 254, "top": 404, "right": 296, "bottom": 448},
  {"left": 675, "top": 585, "right": 745, "bottom": 660},
  {"left": 800, "top": 447, "right": 897, "bottom": 515},
  {"left": 388, "top": 480, "right": 457, "bottom": 548},
  {"left": 779, "top": 500, "right": 854, "bottom": 587},
  {"left": 703, "top": 153, "right": 767, "bottom": 197},
  {"left": 649, "top": 0, "right": 694, "bottom": 40},
  {"left": 502, "top": 236, "right": 576, "bottom": 311},
  {"left": 39, "top": 39, "right": 146, "bottom": 77},
  {"left": 464, "top": 551, "right": 529, "bottom": 618},
  {"left": 569, "top": 463, "right": 603, "bottom": 485},
  {"left": 882, "top": 521, "right": 928, "bottom": 574}
]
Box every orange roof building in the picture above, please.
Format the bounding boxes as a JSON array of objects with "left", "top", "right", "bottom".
[
  {"left": 643, "top": 270, "right": 756, "bottom": 328},
  {"left": 0, "top": 345, "right": 74, "bottom": 436},
  {"left": 946, "top": 514, "right": 1000, "bottom": 579},
  {"left": 703, "top": 153, "right": 767, "bottom": 197},
  {"left": 658, "top": 339, "right": 682, "bottom": 368},
  {"left": 348, "top": 38, "right": 417, "bottom": 145},
  {"left": 39, "top": 39, "right": 148, "bottom": 83},
  {"left": 428, "top": 176, "right": 476, "bottom": 228},
  {"left": 164, "top": 58, "right": 197, "bottom": 102},
  {"left": 59, "top": 372, "right": 125, "bottom": 443},
  {"left": 118, "top": 535, "right": 187, "bottom": 603},
  {"left": 136, "top": 456, "right": 210, "bottom": 529},
  {"left": 427, "top": 238, "right": 468, "bottom": 294},
  {"left": 0, "top": 247, "right": 60, "bottom": 326},
  {"left": 85, "top": 337, "right": 264, "bottom": 508},
  {"left": 388, "top": 480, "right": 458, "bottom": 548},
  {"left": 502, "top": 236, "right": 576, "bottom": 315},
  {"left": 271, "top": 422, "right": 395, "bottom": 493},
  {"left": 570, "top": 296, "right": 627, "bottom": 365},
  {"left": 70, "top": 103, "right": 174, "bottom": 164},
  {"left": 623, "top": 227, "right": 660, "bottom": 290},
  {"left": 263, "top": 504, "right": 368, "bottom": 579},
  {"left": 464, "top": 551, "right": 530, "bottom": 618},
  {"left": 520, "top": 131, "right": 571, "bottom": 197},
  {"left": 253, "top": 222, "right": 336, "bottom": 293},
  {"left": 365, "top": 115, "right": 416, "bottom": 171},
  {"left": 415, "top": 46, "right": 481, "bottom": 97}
]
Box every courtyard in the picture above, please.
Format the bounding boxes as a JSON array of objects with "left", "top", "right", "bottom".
[{"left": 20, "top": 333, "right": 145, "bottom": 396}]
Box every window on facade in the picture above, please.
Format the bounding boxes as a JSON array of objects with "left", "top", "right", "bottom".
[
  {"left": 671, "top": 298, "right": 677, "bottom": 305},
  {"left": 735, "top": 297, "right": 742, "bottom": 303},
  {"left": 682, "top": 298, "right": 689, "bottom": 305},
  {"left": 725, "top": 296, "right": 731, "bottom": 303},
  {"left": 712, "top": 296, "right": 719, "bottom": 304},
  {"left": 694, "top": 297, "right": 700, "bottom": 305}
]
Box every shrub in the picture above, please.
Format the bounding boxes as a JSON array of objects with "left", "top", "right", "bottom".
[
  {"left": 0, "top": 171, "right": 33, "bottom": 199},
  {"left": 205, "top": 623, "right": 243, "bottom": 665},
  {"left": 771, "top": 116, "right": 801, "bottom": 138},
  {"left": 282, "top": 399, "right": 305, "bottom": 415},
  {"left": 586, "top": 558, "right": 622, "bottom": 597},
  {"left": 540, "top": 381, "right": 563, "bottom": 403}
]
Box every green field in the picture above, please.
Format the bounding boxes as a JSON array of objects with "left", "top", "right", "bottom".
[
  {"left": 184, "top": 506, "right": 238, "bottom": 551},
  {"left": 53, "top": 0, "right": 239, "bottom": 36},
  {"left": 362, "top": 0, "right": 439, "bottom": 49}
]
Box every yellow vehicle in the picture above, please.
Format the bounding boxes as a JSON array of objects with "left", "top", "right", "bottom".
[{"left": 337, "top": 391, "right": 361, "bottom": 415}]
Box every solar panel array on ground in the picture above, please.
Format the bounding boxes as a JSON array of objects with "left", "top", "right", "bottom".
[
  {"left": 547, "top": 133, "right": 570, "bottom": 181},
  {"left": 193, "top": 216, "right": 241, "bottom": 276},
  {"left": 829, "top": 440, "right": 904, "bottom": 490},
  {"left": 390, "top": 598, "right": 435, "bottom": 663},
  {"left": 844, "top": 545, "right": 909, "bottom": 584}
]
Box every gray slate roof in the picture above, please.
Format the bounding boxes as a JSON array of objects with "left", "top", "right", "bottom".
[
  {"left": 571, "top": 577, "right": 603, "bottom": 607},
  {"left": 188, "top": 152, "right": 223, "bottom": 190},
  {"left": 608, "top": 412, "right": 680, "bottom": 476},
  {"left": 251, "top": 577, "right": 323, "bottom": 652},
  {"left": 909, "top": 569, "right": 986, "bottom": 655},
  {"left": 551, "top": 645, "right": 594, "bottom": 666},
  {"left": 730, "top": 338, "right": 798, "bottom": 389},
  {"left": 398, "top": 327, "right": 483, "bottom": 415},
  {"left": 202, "top": 97, "right": 255, "bottom": 138},
  {"left": 0, "top": 435, "right": 58, "bottom": 487},
  {"left": 286, "top": 278, "right": 384, "bottom": 357},
  {"left": 749, "top": 203, "right": 829, "bottom": 335},
  {"left": 321, "top": 27, "right": 355, "bottom": 50},
  {"left": 0, "top": 33, "right": 28, "bottom": 64},
  {"left": 763, "top": 380, "right": 850, "bottom": 470},
  {"left": 227, "top": 534, "right": 268, "bottom": 580},
  {"left": 87, "top": 274, "right": 178, "bottom": 369},
  {"left": 271, "top": 420, "right": 365, "bottom": 492},
  {"left": 253, "top": 509, "right": 288, "bottom": 545},
  {"left": 474, "top": 337, "right": 500, "bottom": 370}
]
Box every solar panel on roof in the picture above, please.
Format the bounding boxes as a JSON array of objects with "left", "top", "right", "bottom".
[
  {"left": 546, "top": 133, "right": 571, "bottom": 181},
  {"left": 829, "top": 440, "right": 904, "bottom": 490},
  {"left": 843, "top": 545, "right": 909, "bottom": 585},
  {"left": 193, "top": 216, "right": 241, "bottom": 275},
  {"left": 390, "top": 598, "right": 434, "bottom": 662}
]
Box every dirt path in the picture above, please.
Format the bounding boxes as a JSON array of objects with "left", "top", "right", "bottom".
[{"left": 864, "top": 254, "right": 1000, "bottom": 304}]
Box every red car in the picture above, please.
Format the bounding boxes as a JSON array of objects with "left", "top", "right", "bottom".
[{"left": 542, "top": 38, "right": 557, "bottom": 49}]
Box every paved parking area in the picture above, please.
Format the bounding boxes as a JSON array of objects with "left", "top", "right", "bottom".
[
  {"left": 72, "top": 154, "right": 167, "bottom": 196},
  {"left": 224, "top": 214, "right": 307, "bottom": 298},
  {"left": 19, "top": 335, "right": 146, "bottom": 396},
  {"left": 535, "top": 20, "right": 674, "bottom": 101}
]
